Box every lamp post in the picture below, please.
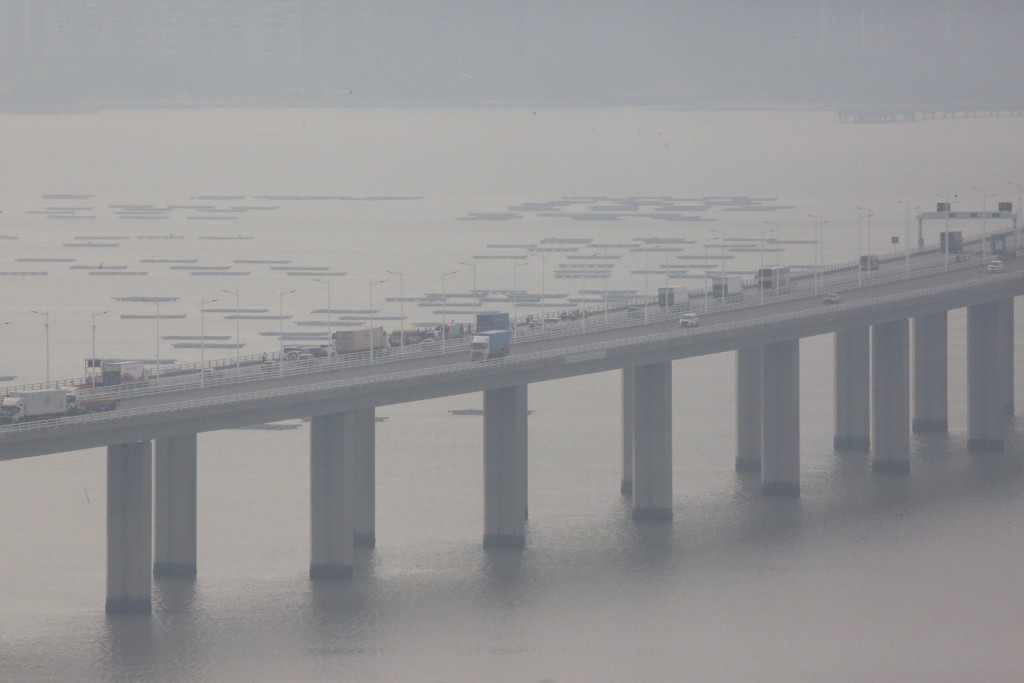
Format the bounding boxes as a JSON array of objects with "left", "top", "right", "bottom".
[
  {"left": 279, "top": 289, "right": 296, "bottom": 376},
  {"left": 759, "top": 224, "right": 775, "bottom": 303},
  {"left": 457, "top": 261, "right": 477, "bottom": 328},
  {"left": 528, "top": 253, "right": 547, "bottom": 329},
  {"left": 441, "top": 269, "right": 458, "bottom": 351},
  {"left": 895, "top": 201, "right": 918, "bottom": 275},
  {"left": 30, "top": 310, "right": 50, "bottom": 383},
  {"left": 808, "top": 214, "right": 828, "bottom": 292},
  {"left": 386, "top": 270, "right": 404, "bottom": 348},
  {"left": 312, "top": 278, "right": 332, "bottom": 347},
  {"left": 221, "top": 289, "right": 241, "bottom": 371},
  {"left": 153, "top": 300, "right": 163, "bottom": 380},
  {"left": 369, "top": 279, "right": 386, "bottom": 362},
  {"left": 972, "top": 186, "right": 997, "bottom": 259},
  {"left": 702, "top": 235, "right": 721, "bottom": 312},
  {"left": 855, "top": 206, "right": 873, "bottom": 273},
  {"left": 200, "top": 297, "right": 217, "bottom": 385},
  {"left": 511, "top": 262, "right": 527, "bottom": 339},
  {"left": 90, "top": 310, "right": 109, "bottom": 388}
]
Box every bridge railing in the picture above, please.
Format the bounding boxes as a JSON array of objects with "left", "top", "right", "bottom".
[
  {"left": 0, "top": 230, "right": 1006, "bottom": 400},
  {"left": 4, "top": 268, "right": 1022, "bottom": 436}
]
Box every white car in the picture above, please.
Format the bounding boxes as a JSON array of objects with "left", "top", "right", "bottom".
[
  {"left": 822, "top": 292, "right": 841, "bottom": 304},
  {"left": 679, "top": 313, "right": 700, "bottom": 328},
  {"left": 987, "top": 259, "right": 1004, "bottom": 272}
]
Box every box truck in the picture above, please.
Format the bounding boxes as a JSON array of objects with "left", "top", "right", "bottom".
[{"left": 470, "top": 329, "right": 511, "bottom": 360}]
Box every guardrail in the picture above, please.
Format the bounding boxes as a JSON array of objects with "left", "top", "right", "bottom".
[
  {"left": 0, "top": 230, "right": 1006, "bottom": 400},
  {"left": 4, "top": 268, "right": 1021, "bottom": 437}
]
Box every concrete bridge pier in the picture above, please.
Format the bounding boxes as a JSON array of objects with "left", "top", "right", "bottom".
[
  {"left": 967, "top": 301, "right": 1010, "bottom": 451},
  {"left": 834, "top": 328, "right": 870, "bottom": 451},
  {"left": 631, "top": 361, "right": 672, "bottom": 520},
  {"left": 620, "top": 367, "right": 634, "bottom": 495},
  {"left": 872, "top": 320, "right": 911, "bottom": 473},
  {"left": 352, "top": 408, "right": 376, "bottom": 547},
  {"left": 106, "top": 441, "right": 153, "bottom": 614},
  {"left": 999, "top": 299, "right": 1015, "bottom": 416},
  {"left": 309, "top": 412, "right": 354, "bottom": 579},
  {"left": 735, "top": 347, "right": 763, "bottom": 472},
  {"left": 913, "top": 312, "right": 948, "bottom": 433},
  {"left": 153, "top": 434, "right": 197, "bottom": 578},
  {"left": 483, "top": 385, "right": 528, "bottom": 547},
  {"left": 762, "top": 340, "right": 799, "bottom": 496}
]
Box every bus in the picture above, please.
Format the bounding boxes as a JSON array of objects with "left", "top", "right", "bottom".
[{"left": 756, "top": 266, "right": 791, "bottom": 290}]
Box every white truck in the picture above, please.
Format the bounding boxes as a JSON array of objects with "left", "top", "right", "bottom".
[
  {"left": 333, "top": 327, "right": 387, "bottom": 355},
  {"left": 99, "top": 360, "right": 147, "bottom": 386},
  {"left": 0, "top": 389, "right": 69, "bottom": 424},
  {"left": 712, "top": 275, "right": 743, "bottom": 299},
  {"left": 658, "top": 286, "right": 690, "bottom": 310}
]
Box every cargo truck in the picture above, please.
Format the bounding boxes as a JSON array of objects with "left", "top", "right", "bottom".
[
  {"left": 99, "top": 360, "right": 147, "bottom": 386},
  {"left": 475, "top": 311, "right": 510, "bottom": 333},
  {"left": 333, "top": 327, "right": 387, "bottom": 355},
  {"left": 712, "top": 275, "right": 743, "bottom": 298},
  {"left": 756, "top": 266, "right": 791, "bottom": 290},
  {"left": 859, "top": 254, "right": 879, "bottom": 271},
  {"left": 0, "top": 389, "right": 69, "bottom": 424},
  {"left": 658, "top": 286, "right": 690, "bottom": 309},
  {"left": 470, "top": 329, "right": 511, "bottom": 360}
]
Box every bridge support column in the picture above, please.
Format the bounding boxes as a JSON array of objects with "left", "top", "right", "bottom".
[
  {"left": 106, "top": 441, "right": 153, "bottom": 614},
  {"left": 872, "top": 320, "right": 911, "bottom": 473},
  {"left": 912, "top": 312, "right": 948, "bottom": 433},
  {"left": 632, "top": 361, "right": 672, "bottom": 520},
  {"left": 352, "top": 408, "right": 376, "bottom": 547},
  {"left": 310, "top": 413, "right": 354, "bottom": 579},
  {"left": 834, "top": 328, "right": 870, "bottom": 451},
  {"left": 621, "top": 367, "right": 634, "bottom": 495},
  {"left": 736, "top": 347, "right": 763, "bottom": 472},
  {"left": 483, "top": 384, "right": 528, "bottom": 547},
  {"left": 762, "top": 340, "right": 799, "bottom": 496},
  {"left": 999, "top": 299, "right": 1015, "bottom": 416},
  {"left": 153, "top": 433, "right": 197, "bottom": 578},
  {"left": 968, "top": 301, "right": 1009, "bottom": 452}
]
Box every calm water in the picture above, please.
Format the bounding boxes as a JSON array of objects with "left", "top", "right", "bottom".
[{"left": 2, "top": 108, "right": 1024, "bottom": 682}]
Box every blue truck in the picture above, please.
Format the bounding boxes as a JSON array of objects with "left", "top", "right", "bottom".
[
  {"left": 470, "top": 329, "right": 511, "bottom": 360},
  {"left": 475, "top": 311, "right": 510, "bottom": 334}
]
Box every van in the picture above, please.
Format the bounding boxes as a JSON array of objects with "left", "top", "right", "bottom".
[
  {"left": 679, "top": 313, "right": 700, "bottom": 328},
  {"left": 987, "top": 259, "right": 1005, "bottom": 272}
]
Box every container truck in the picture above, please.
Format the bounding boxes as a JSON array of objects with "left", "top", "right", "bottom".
[
  {"left": 99, "top": 360, "right": 147, "bottom": 386},
  {"left": 940, "top": 231, "right": 964, "bottom": 254},
  {"left": 712, "top": 275, "right": 743, "bottom": 298},
  {"left": 0, "top": 389, "right": 69, "bottom": 424},
  {"left": 859, "top": 254, "right": 879, "bottom": 271},
  {"left": 475, "top": 311, "right": 510, "bottom": 333},
  {"left": 756, "top": 266, "right": 791, "bottom": 290},
  {"left": 470, "top": 329, "right": 511, "bottom": 360},
  {"left": 333, "top": 327, "right": 387, "bottom": 354},
  {"left": 658, "top": 286, "right": 690, "bottom": 309}
]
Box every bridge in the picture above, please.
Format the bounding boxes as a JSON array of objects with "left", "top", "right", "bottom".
[{"left": 2, "top": 238, "right": 1022, "bottom": 613}]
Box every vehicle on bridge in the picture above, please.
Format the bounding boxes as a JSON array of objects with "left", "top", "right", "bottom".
[
  {"left": 679, "top": 313, "right": 700, "bottom": 328},
  {"left": 87, "top": 360, "right": 147, "bottom": 388},
  {"left": 470, "top": 329, "right": 511, "bottom": 360},
  {"left": 756, "top": 266, "right": 791, "bottom": 290},
  {"left": 712, "top": 275, "right": 743, "bottom": 299},
  {"left": 0, "top": 388, "right": 118, "bottom": 424},
  {"left": 988, "top": 259, "right": 1005, "bottom": 273},
  {"left": 859, "top": 254, "right": 880, "bottom": 271},
  {"left": 333, "top": 327, "right": 387, "bottom": 355},
  {"left": 822, "top": 292, "right": 841, "bottom": 304},
  {"left": 475, "top": 311, "right": 510, "bottom": 333}
]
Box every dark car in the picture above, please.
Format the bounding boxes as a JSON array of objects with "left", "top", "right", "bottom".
[{"left": 822, "top": 293, "right": 841, "bottom": 305}]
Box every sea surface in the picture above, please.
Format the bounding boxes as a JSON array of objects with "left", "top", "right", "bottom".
[{"left": 2, "top": 108, "right": 1024, "bottom": 682}]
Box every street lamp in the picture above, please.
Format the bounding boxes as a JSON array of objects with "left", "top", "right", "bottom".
[
  {"left": 90, "top": 310, "right": 109, "bottom": 388},
  {"left": 441, "top": 269, "right": 458, "bottom": 351},
  {"left": 895, "top": 201, "right": 918, "bottom": 275},
  {"left": 369, "top": 279, "right": 386, "bottom": 362},
  {"left": 528, "top": 253, "right": 548, "bottom": 329},
  {"left": 855, "top": 207, "right": 873, "bottom": 273},
  {"left": 153, "top": 300, "right": 163, "bottom": 380},
  {"left": 457, "top": 261, "right": 478, "bottom": 326},
  {"left": 643, "top": 242, "right": 649, "bottom": 322},
  {"left": 702, "top": 234, "right": 721, "bottom": 313},
  {"left": 279, "top": 289, "right": 296, "bottom": 376},
  {"left": 386, "top": 270, "right": 405, "bottom": 348},
  {"left": 511, "top": 262, "right": 528, "bottom": 339},
  {"left": 30, "top": 310, "right": 50, "bottom": 383},
  {"left": 971, "top": 186, "right": 997, "bottom": 259},
  {"left": 312, "top": 278, "right": 332, "bottom": 346},
  {"left": 759, "top": 224, "right": 775, "bottom": 303},
  {"left": 200, "top": 297, "right": 217, "bottom": 386},
  {"left": 808, "top": 214, "right": 829, "bottom": 292},
  {"left": 221, "top": 289, "right": 241, "bottom": 371}
]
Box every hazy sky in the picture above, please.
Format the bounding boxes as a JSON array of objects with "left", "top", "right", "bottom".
[{"left": 2, "top": 1, "right": 1024, "bottom": 108}]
